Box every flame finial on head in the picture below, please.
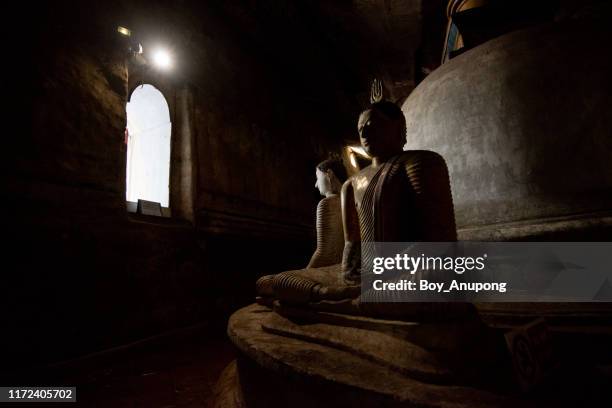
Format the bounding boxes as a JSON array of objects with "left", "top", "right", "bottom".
[{"left": 370, "top": 78, "right": 384, "bottom": 104}]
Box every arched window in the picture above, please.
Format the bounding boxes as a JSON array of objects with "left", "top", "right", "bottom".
[{"left": 125, "top": 84, "right": 171, "bottom": 208}]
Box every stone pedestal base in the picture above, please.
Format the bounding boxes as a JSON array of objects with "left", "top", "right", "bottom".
[
  {"left": 222, "top": 304, "right": 612, "bottom": 407},
  {"left": 225, "top": 304, "right": 522, "bottom": 407}
]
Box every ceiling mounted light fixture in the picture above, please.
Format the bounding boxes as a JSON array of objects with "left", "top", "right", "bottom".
[{"left": 117, "top": 26, "right": 131, "bottom": 36}]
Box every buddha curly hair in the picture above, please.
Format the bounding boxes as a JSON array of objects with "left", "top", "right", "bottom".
[
  {"left": 317, "top": 158, "right": 348, "bottom": 183},
  {"left": 369, "top": 101, "right": 406, "bottom": 134}
]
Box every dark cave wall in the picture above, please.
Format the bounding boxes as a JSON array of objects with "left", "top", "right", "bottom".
[
  {"left": 5, "top": 1, "right": 341, "bottom": 370},
  {"left": 6, "top": 4, "right": 208, "bottom": 369}
]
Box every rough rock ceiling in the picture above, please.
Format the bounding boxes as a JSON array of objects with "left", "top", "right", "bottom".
[
  {"left": 119, "top": 0, "right": 445, "bottom": 123},
  {"left": 215, "top": 0, "right": 445, "bottom": 104}
]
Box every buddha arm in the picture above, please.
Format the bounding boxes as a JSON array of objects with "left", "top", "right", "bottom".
[
  {"left": 307, "top": 197, "right": 342, "bottom": 268},
  {"left": 404, "top": 151, "right": 457, "bottom": 241},
  {"left": 340, "top": 179, "right": 361, "bottom": 282}
]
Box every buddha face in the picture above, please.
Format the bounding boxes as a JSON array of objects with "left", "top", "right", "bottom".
[
  {"left": 358, "top": 108, "right": 404, "bottom": 158},
  {"left": 315, "top": 168, "right": 332, "bottom": 196}
]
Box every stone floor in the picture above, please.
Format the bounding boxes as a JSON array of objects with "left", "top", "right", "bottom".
[{"left": 32, "top": 331, "right": 235, "bottom": 407}]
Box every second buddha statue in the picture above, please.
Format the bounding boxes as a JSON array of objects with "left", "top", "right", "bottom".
[{"left": 256, "top": 158, "right": 347, "bottom": 304}]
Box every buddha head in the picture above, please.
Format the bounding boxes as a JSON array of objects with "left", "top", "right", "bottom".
[
  {"left": 315, "top": 158, "right": 347, "bottom": 197},
  {"left": 358, "top": 101, "right": 406, "bottom": 159}
]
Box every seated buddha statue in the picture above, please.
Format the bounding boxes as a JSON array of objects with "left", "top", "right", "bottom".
[
  {"left": 307, "top": 158, "right": 348, "bottom": 268},
  {"left": 257, "top": 99, "right": 474, "bottom": 321},
  {"left": 256, "top": 158, "right": 347, "bottom": 305}
]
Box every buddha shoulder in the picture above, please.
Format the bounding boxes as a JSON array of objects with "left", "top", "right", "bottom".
[
  {"left": 396, "top": 150, "right": 446, "bottom": 167},
  {"left": 344, "top": 165, "right": 379, "bottom": 190},
  {"left": 317, "top": 195, "right": 340, "bottom": 211}
]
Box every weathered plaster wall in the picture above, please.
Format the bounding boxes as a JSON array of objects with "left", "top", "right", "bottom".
[{"left": 402, "top": 15, "right": 612, "bottom": 239}]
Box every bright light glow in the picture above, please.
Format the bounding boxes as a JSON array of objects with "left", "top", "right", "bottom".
[
  {"left": 151, "top": 48, "right": 173, "bottom": 70},
  {"left": 126, "top": 85, "right": 171, "bottom": 207},
  {"left": 349, "top": 145, "right": 370, "bottom": 158},
  {"left": 346, "top": 145, "right": 371, "bottom": 169},
  {"left": 349, "top": 152, "right": 358, "bottom": 168},
  {"left": 117, "top": 26, "right": 131, "bottom": 36}
]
